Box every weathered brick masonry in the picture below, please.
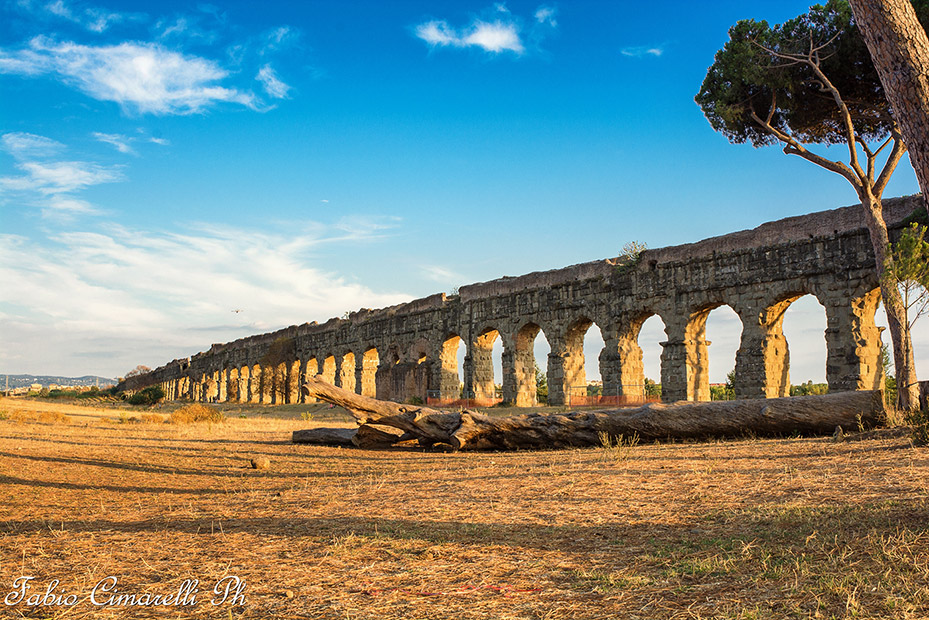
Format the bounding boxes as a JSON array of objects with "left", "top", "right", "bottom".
[{"left": 120, "top": 196, "right": 921, "bottom": 405}]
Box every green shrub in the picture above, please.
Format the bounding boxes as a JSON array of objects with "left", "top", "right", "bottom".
[{"left": 128, "top": 386, "right": 165, "bottom": 406}]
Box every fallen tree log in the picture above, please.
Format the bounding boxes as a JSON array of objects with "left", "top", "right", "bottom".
[
  {"left": 299, "top": 376, "right": 886, "bottom": 451},
  {"left": 292, "top": 427, "right": 356, "bottom": 446}
]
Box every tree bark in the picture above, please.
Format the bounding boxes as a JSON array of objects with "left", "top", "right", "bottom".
[
  {"left": 292, "top": 427, "right": 356, "bottom": 446},
  {"left": 850, "top": 0, "right": 929, "bottom": 217},
  {"left": 859, "top": 190, "right": 921, "bottom": 411},
  {"left": 300, "top": 376, "right": 886, "bottom": 451}
]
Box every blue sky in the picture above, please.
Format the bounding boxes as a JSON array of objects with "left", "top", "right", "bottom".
[{"left": 1, "top": 0, "right": 926, "bottom": 384}]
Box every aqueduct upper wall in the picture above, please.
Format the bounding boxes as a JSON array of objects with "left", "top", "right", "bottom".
[{"left": 120, "top": 196, "right": 923, "bottom": 406}]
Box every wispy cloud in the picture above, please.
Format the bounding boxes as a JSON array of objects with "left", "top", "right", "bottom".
[
  {"left": 534, "top": 6, "right": 557, "bottom": 26},
  {"left": 0, "top": 221, "right": 412, "bottom": 375},
  {"left": 256, "top": 64, "right": 290, "bottom": 99},
  {"left": 0, "top": 37, "right": 259, "bottom": 115},
  {"left": 620, "top": 44, "right": 666, "bottom": 58},
  {"left": 92, "top": 131, "right": 135, "bottom": 154},
  {"left": 260, "top": 26, "right": 299, "bottom": 55},
  {"left": 1, "top": 132, "right": 65, "bottom": 159},
  {"left": 416, "top": 19, "right": 523, "bottom": 54},
  {"left": 331, "top": 215, "right": 402, "bottom": 241},
  {"left": 0, "top": 131, "right": 121, "bottom": 219},
  {"left": 39, "top": 0, "right": 140, "bottom": 33},
  {"left": 414, "top": 4, "right": 557, "bottom": 55},
  {"left": 421, "top": 264, "right": 467, "bottom": 285},
  {"left": 3, "top": 161, "right": 122, "bottom": 195}
]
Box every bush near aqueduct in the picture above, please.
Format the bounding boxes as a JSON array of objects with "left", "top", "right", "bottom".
[
  {"left": 169, "top": 403, "right": 225, "bottom": 424},
  {"left": 127, "top": 386, "right": 165, "bottom": 406}
]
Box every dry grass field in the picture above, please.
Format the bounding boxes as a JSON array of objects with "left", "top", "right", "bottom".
[{"left": 1, "top": 396, "right": 928, "bottom": 620}]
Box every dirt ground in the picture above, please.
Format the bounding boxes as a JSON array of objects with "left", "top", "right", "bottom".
[{"left": 1, "top": 396, "right": 928, "bottom": 619}]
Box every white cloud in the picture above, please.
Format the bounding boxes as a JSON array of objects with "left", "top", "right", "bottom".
[
  {"left": 416, "top": 19, "right": 523, "bottom": 54},
  {"left": 45, "top": 195, "right": 100, "bottom": 214},
  {"left": 3, "top": 160, "right": 122, "bottom": 194},
  {"left": 620, "top": 45, "right": 665, "bottom": 58},
  {"left": 464, "top": 21, "right": 523, "bottom": 53},
  {"left": 41, "top": 0, "right": 134, "bottom": 33},
  {"left": 0, "top": 134, "right": 122, "bottom": 220},
  {"left": 92, "top": 131, "right": 135, "bottom": 154},
  {"left": 148, "top": 136, "right": 169, "bottom": 146},
  {"left": 1, "top": 132, "right": 65, "bottom": 159},
  {"left": 260, "top": 26, "right": 298, "bottom": 54},
  {"left": 45, "top": 0, "right": 74, "bottom": 21},
  {"left": 416, "top": 21, "right": 458, "bottom": 47},
  {"left": 414, "top": 4, "right": 558, "bottom": 55},
  {"left": 534, "top": 6, "right": 557, "bottom": 26},
  {"left": 256, "top": 64, "right": 290, "bottom": 99},
  {"left": 0, "top": 222, "right": 412, "bottom": 376},
  {"left": 156, "top": 16, "right": 191, "bottom": 40},
  {"left": 0, "top": 37, "right": 259, "bottom": 115}
]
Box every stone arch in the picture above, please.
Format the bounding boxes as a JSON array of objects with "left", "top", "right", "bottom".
[
  {"left": 376, "top": 346, "right": 402, "bottom": 400},
  {"left": 561, "top": 316, "right": 603, "bottom": 406},
  {"left": 597, "top": 311, "right": 663, "bottom": 403},
  {"left": 732, "top": 288, "right": 821, "bottom": 399},
  {"left": 302, "top": 357, "right": 319, "bottom": 403},
  {"left": 227, "top": 367, "right": 240, "bottom": 402},
  {"left": 338, "top": 352, "right": 356, "bottom": 393},
  {"left": 250, "top": 364, "right": 262, "bottom": 403},
  {"left": 408, "top": 340, "right": 432, "bottom": 401},
  {"left": 509, "top": 321, "right": 551, "bottom": 407},
  {"left": 321, "top": 355, "right": 336, "bottom": 385},
  {"left": 440, "top": 334, "right": 466, "bottom": 401},
  {"left": 361, "top": 348, "right": 378, "bottom": 397},
  {"left": 287, "top": 359, "right": 301, "bottom": 403},
  {"left": 683, "top": 303, "right": 744, "bottom": 402},
  {"left": 821, "top": 286, "right": 883, "bottom": 393},
  {"left": 471, "top": 326, "right": 502, "bottom": 403},
  {"left": 238, "top": 365, "right": 249, "bottom": 402}
]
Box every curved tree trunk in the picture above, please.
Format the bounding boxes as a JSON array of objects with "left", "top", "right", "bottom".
[
  {"left": 859, "top": 190, "right": 920, "bottom": 411},
  {"left": 850, "top": 0, "right": 929, "bottom": 217},
  {"left": 299, "top": 376, "right": 886, "bottom": 451}
]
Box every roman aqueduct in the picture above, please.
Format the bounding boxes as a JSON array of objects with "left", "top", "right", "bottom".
[{"left": 120, "top": 196, "right": 923, "bottom": 407}]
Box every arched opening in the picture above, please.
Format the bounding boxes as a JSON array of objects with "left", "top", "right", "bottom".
[
  {"left": 361, "top": 348, "right": 378, "bottom": 397},
  {"left": 780, "top": 294, "right": 828, "bottom": 394},
  {"left": 250, "top": 364, "right": 261, "bottom": 403},
  {"left": 339, "top": 352, "right": 356, "bottom": 393},
  {"left": 410, "top": 346, "right": 430, "bottom": 402},
  {"left": 637, "top": 315, "right": 667, "bottom": 400},
  {"left": 563, "top": 317, "right": 603, "bottom": 406},
  {"left": 376, "top": 348, "right": 402, "bottom": 401},
  {"left": 303, "top": 358, "right": 319, "bottom": 403},
  {"left": 259, "top": 364, "right": 273, "bottom": 403},
  {"left": 321, "top": 355, "right": 336, "bottom": 385},
  {"left": 218, "top": 369, "right": 228, "bottom": 402},
  {"left": 473, "top": 328, "right": 502, "bottom": 405},
  {"left": 288, "top": 360, "right": 301, "bottom": 403},
  {"left": 685, "top": 304, "right": 743, "bottom": 401},
  {"left": 513, "top": 322, "right": 551, "bottom": 407},
  {"left": 227, "top": 367, "right": 240, "bottom": 402},
  {"left": 273, "top": 361, "right": 288, "bottom": 403},
  {"left": 439, "top": 334, "right": 466, "bottom": 403}
]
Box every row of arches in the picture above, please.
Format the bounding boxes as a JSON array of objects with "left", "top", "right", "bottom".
[{"left": 161, "top": 290, "right": 869, "bottom": 407}]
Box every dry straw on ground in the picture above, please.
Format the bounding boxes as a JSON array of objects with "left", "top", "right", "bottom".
[{"left": 0, "top": 396, "right": 928, "bottom": 619}]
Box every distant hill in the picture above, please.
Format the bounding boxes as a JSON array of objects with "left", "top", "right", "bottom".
[{"left": 1, "top": 374, "right": 118, "bottom": 389}]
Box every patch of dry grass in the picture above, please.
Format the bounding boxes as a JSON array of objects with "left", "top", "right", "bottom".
[
  {"left": 0, "top": 396, "right": 928, "bottom": 619},
  {"left": 169, "top": 403, "right": 225, "bottom": 424}
]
